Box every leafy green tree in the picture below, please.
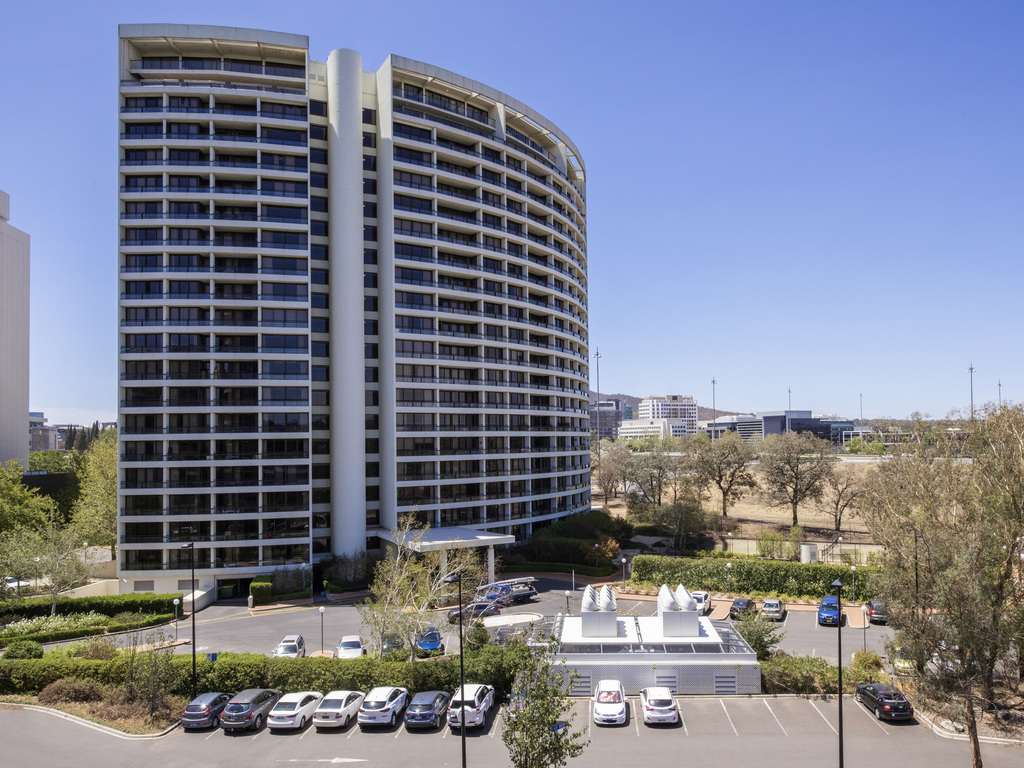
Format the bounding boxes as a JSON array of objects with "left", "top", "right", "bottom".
[
  {"left": 502, "top": 638, "right": 589, "bottom": 768},
  {"left": 622, "top": 437, "right": 675, "bottom": 505},
  {"left": 5, "top": 520, "right": 92, "bottom": 615},
  {"left": 71, "top": 430, "right": 118, "bottom": 559},
  {"left": 758, "top": 432, "right": 835, "bottom": 526},
  {"left": 864, "top": 403, "right": 1024, "bottom": 768},
  {"left": 0, "top": 459, "right": 56, "bottom": 534},
  {"left": 692, "top": 432, "right": 757, "bottom": 517},
  {"left": 733, "top": 611, "right": 787, "bottom": 661}
]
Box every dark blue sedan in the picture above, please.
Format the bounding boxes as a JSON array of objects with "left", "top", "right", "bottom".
[
  {"left": 817, "top": 595, "right": 842, "bottom": 626},
  {"left": 181, "top": 692, "right": 235, "bottom": 729}
]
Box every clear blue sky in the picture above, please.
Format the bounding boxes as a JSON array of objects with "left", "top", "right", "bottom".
[{"left": 3, "top": 1, "right": 1021, "bottom": 426}]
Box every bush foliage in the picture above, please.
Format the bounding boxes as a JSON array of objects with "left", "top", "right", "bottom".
[
  {"left": 0, "top": 594, "right": 182, "bottom": 620},
  {"left": 2, "top": 639, "right": 44, "bottom": 659},
  {"left": 629, "top": 554, "right": 876, "bottom": 601}
]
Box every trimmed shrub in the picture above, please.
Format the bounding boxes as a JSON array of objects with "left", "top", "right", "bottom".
[
  {"left": 0, "top": 658, "right": 117, "bottom": 694},
  {"left": 68, "top": 637, "right": 119, "bottom": 661},
  {"left": 38, "top": 677, "right": 108, "bottom": 703},
  {"left": 249, "top": 576, "right": 273, "bottom": 606},
  {"left": 629, "top": 554, "right": 876, "bottom": 601},
  {"left": 0, "top": 594, "right": 183, "bottom": 620},
  {"left": 3, "top": 639, "right": 44, "bottom": 659}
]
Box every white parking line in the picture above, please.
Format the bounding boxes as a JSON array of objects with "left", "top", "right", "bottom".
[
  {"left": 854, "top": 699, "right": 889, "bottom": 734},
  {"left": 204, "top": 730, "right": 218, "bottom": 741},
  {"left": 763, "top": 700, "right": 787, "bottom": 736},
  {"left": 719, "top": 700, "right": 738, "bottom": 736},
  {"left": 633, "top": 702, "right": 639, "bottom": 736},
  {"left": 347, "top": 725, "right": 357, "bottom": 739},
  {"left": 393, "top": 724, "right": 403, "bottom": 739},
  {"left": 491, "top": 711, "right": 501, "bottom": 737},
  {"left": 809, "top": 700, "right": 838, "bottom": 735}
]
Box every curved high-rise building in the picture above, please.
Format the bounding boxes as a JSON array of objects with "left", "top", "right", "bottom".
[{"left": 117, "top": 24, "right": 590, "bottom": 595}]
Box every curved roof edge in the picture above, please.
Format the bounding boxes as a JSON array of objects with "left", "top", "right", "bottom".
[
  {"left": 119, "top": 23, "right": 308, "bottom": 50},
  {"left": 386, "top": 55, "right": 585, "bottom": 176}
]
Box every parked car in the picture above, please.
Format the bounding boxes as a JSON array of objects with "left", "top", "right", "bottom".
[
  {"left": 313, "top": 690, "right": 365, "bottom": 729},
  {"left": 268, "top": 691, "right": 323, "bottom": 730},
  {"left": 381, "top": 634, "right": 403, "bottom": 656},
  {"left": 404, "top": 690, "right": 450, "bottom": 729},
  {"left": 729, "top": 597, "right": 756, "bottom": 619},
  {"left": 271, "top": 634, "right": 305, "bottom": 658},
  {"left": 448, "top": 601, "right": 501, "bottom": 624},
  {"left": 220, "top": 689, "right": 282, "bottom": 731},
  {"left": 447, "top": 683, "right": 495, "bottom": 729},
  {"left": 865, "top": 600, "right": 887, "bottom": 624},
  {"left": 592, "top": 679, "right": 627, "bottom": 726},
  {"left": 507, "top": 582, "right": 538, "bottom": 603},
  {"left": 181, "top": 692, "right": 234, "bottom": 729},
  {"left": 416, "top": 626, "right": 445, "bottom": 654},
  {"left": 335, "top": 635, "right": 366, "bottom": 659},
  {"left": 892, "top": 647, "right": 918, "bottom": 676},
  {"left": 817, "top": 596, "right": 841, "bottom": 626},
  {"left": 855, "top": 683, "right": 915, "bottom": 721},
  {"left": 691, "top": 590, "right": 711, "bottom": 614},
  {"left": 3, "top": 576, "right": 30, "bottom": 592},
  {"left": 358, "top": 686, "right": 408, "bottom": 727},
  {"left": 638, "top": 687, "right": 678, "bottom": 725},
  {"left": 478, "top": 584, "right": 513, "bottom": 604},
  {"left": 760, "top": 599, "right": 785, "bottom": 621}
]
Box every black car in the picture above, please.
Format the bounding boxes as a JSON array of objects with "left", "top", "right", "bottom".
[
  {"left": 221, "top": 688, "right": 283, "bottom": 731},
  {"left": 448, "top": 601, "right": 501, "bottom": 624},
  {"left": 182, "top": 692, "right": 235, "bottom": 729},
  {"left": 855, "top": 684, "right": 915, "bottom": 721},
  {"left": 729, "top": 598, "right": 756, "bottom": 619},
  {"left": 865, "top": 600, "right": 887, "bottom": 624}
]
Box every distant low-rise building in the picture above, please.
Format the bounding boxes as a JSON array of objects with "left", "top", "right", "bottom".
[
  {"left": 704, "top": 411, "right": 851, "bottom": 445},
  {"left": 29, "top": 412, "right": 60, "bottom": 452},
  {"left": 590, "top": 399, "right": 623, "bottom": 440},
  {"left": 618, "top": 418, "right": 694, "bottom": 441}
]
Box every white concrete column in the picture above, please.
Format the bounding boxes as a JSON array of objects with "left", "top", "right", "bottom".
[
  {"left": 327, "top": 49, "right": 367, "bottom": 556},
  {"left": 487, "top": 545, "right": 495, "bottom": 584}
]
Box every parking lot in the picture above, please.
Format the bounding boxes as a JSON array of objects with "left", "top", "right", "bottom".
[
  {"left": 3, "top": 694, "right": 1019, "bottom": 768},
  {"left": 171, "top": 578, "right": 894, "bottom": 668}
]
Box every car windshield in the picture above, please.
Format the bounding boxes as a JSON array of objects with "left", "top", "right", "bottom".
[
  {"left": 420, "top": 631, "right": 440, "bottom": 643},
  {"left": 225, "top": 703, "right": 250, "bottom": 713},
  {"left": 340, "top": 641, "right": 361, "bottom": 649},
  {"left": 185, "top": 704, "right": 205, "bottom": 712},
  {"left": 277, "top": 644, "right": 298, "bottom": 654},
  {"left": 363, "top": 701, "right": 386, "bottom": 710},
  {"left": 273, "top": 702, "right": 298, "bottom": 712},
  {"left": 597, "top": 691, "right": 622, "bottom": 703},
  {"left": 408, "top": 703, "right": 433, "bottom": 712}
]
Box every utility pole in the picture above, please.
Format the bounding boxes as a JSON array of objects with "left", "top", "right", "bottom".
[
  {"left": 593, "top": 348, "right": 601, "bottom": 461},
  {"left": 968, "top": 364, "right": 976, "bottom": 421},
  {"left": 711, "top": 377, "right": 717, "bottom": 441}
]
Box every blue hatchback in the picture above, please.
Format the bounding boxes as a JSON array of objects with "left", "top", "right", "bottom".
[
  {"left": 817, "top": 595, "right": 842, "bottom": 626},
  {"left": 416, "top": 626, "right": 445, "bottom": 653},
  {"left": 181, "top": 692, "right": 235, "bottom": 729}
]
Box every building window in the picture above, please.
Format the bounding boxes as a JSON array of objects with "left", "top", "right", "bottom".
[
  {"left": 312, "top": 293, "right": 329, "bottom": 309},
  {"left": 364, "top": 296, "right": 378, "bottom": 312},
  {"left": 363, "top": 179, "right": 377, "bottom": 195},
  {"left": 363, "top": 272, "right": 377, "bottom": 288},
  {"left": 363, "top": 155, "right": 376, "bottom": 171},
  {"left": 311, "top": 197, "right": 328, "bottom": 212},
  {"left": 365, "top": 367, "right": 378, "bottom": 382},
  {"left": 364, "top": 319, "right": 378, "bottom": 335},
  {"left": 311, "top": 172, "right": 327, "bottom": 188},
  {"left": 310, "top": 125, "right": 327, "bottom": 141},
  {"left": 363, "top": 201, "right": 377, "bottom": 218},
  {"left": 310, "top": 100, "right": 327, "bottom": 116},
  {"left": 362, "top": 131, "right": 376, "bottom": 148},
  {"left": 362, "top": 108, "right": 376, "bottom": 125},
  {"left": 364, "top": 248, "right": 378, "bottom": 264}
]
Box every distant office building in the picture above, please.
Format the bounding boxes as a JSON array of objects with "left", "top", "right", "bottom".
[
  {"left": 706, "top": 410, "right": 851, "bottom": 445},
  {"left": 590, "top": 398, "right": 622, "bottom": 440},
  {"left": 637, "top": 395, "right": 698, "bottom": 434},
  {"left": 617, "top": 419, "right": 694, "bottom": 441},
  {"left": 623, "top": 404, "right": 632, "bottom": 420},
  {"left": 29, "top": 412, "right": 60, "bottom": 452},
  {"left": 0, "top": 189, "right": 30, "bottom": 469}
]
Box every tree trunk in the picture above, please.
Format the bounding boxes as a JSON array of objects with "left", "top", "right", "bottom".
[
  {"left": 720, "top": 487, "right": 728, "bottom": 517},
  {"left": 964, "top": 685, "right": 984, "bottom": 768},
  {"left": 50, "top": 592, "right": 58, "bottom": 616},
  {"left": 791, "top": 502, "right": 799, "bottom": 527}
]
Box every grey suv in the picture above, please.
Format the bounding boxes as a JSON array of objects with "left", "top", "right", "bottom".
[{"left": 221, "top": 689, "right": 283, "bottom": 731}]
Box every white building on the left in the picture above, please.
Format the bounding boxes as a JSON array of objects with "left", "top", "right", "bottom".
[{"left": 0, "top": 189, "right": 30, "bottom": 469}]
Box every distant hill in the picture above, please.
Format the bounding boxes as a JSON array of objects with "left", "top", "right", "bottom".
[{"left": 590, "top": 392, "right": 742, "bottom": 421}]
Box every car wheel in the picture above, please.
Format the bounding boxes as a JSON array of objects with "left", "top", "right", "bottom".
[
  {"left": 875, "top": 707, "right": 882, "bottom": 720},
  {"left": 299, "top": 716, "right": 305, "bottom": 729},
  {"left": 343, "top": 714, "right": 349, "bottom": 727},
  {"left": 390, "top": 712, "right": 396, "bottom": 727},
  {"left": 855, "top": 692, "right": 861, "bottom": 703},
  {"left": 213, "top": 714, "right": 221, "bottom": 728},
  {"left": 254, "top": 714, "right": 263, "bottom": 731}
]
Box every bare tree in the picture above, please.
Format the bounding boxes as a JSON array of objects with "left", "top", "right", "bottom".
[
  {"left": 622, "top": 438, "right": 675, "bottom": 505},
  {"left": 758, "top": 432, "right": 835, "bottom": 526},
  {"left": 819, "top": 465, "right": 863, "bottom": 531},
  {"left": 593, "top": 442, "right": 629, "bottom": 502},
  {"left": 691, "top": 432, "right": 757, "bottom": 517}
]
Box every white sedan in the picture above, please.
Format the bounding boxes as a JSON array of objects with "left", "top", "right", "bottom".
[
  {"left": 592, "top": 679, "right": 627, "bottom": 726},
  {"left": 267, "top": 691, "right": 323, "bottom": 730},
  {"left": 638, "top": 687, "right": 679, "bottom": 725},
  {"left": 313, "top": 690, "right": 365, "bottom": 729},
  {"left": 358, "top": 686, "right": 408, "bottom": 727},
  {"left": 335, "top": 635, "right": 366, "bottom": 659},
  {"left": 691, "top": 590, "right": 711, "bottom": 614}
]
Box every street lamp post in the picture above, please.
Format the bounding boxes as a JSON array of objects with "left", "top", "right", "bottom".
[
  {"left": 564, "top": 590, "right": 571, "bottom": 614},
  {"left": 180, "top": 542, "right": 197, "bottom": 700},
  {"left": 968, "top": 364, "right": 976, "bottom": 421},
  {"left": 831, "top": 577, "right": 845, "bottom": 768},
  {"left": 850, "top": 566, "right": 856, "bottom": 604},
  {"left": 173, "top": 598, "right": 180, "bottom": 641},
  {"left": 620, "top": 557, "right": 627, "bottom": 587},
  {"left": 837, "top": 536, "right": 843, "bottom": 564},
  {"left": 726, "top": 561, "right": 732, "bottom": 594},
  {"left": 711, "top": 378, "right": 717, "bottom": 441},
  {"left": 444, "top": 574, "right": 467, "bottom": 768},
  {"left": 594, "top": 542, "right": 599, "bottom": 568},
  {"left": 727, "top": 531, "right": 732, "bottom": 552},
  {"left": 860, "top": 604, "right": 868, "bottom": 653},
  {"left": 319, "top": 605, "right": 325, "bottom": 655}
]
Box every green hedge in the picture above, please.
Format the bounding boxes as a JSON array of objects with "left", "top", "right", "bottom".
[
  {"left": 0, "top": 594, "right": 183, "bottom": 620},
  {"left": 0, "top": 646, "right": 528, "bottom": 700},
  {"left": 629, "top": 554, "right": 876, "bottom": 601},
  {"left": 249, "top": 576, "right": 273, "bottom": 605},
  {"left": 268, "top": 589, "right": 311, "bottom": 603},
  {"left": 0, "top": 614, "right": 176, "bottom": 649}
]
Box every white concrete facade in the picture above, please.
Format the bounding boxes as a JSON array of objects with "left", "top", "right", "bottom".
[
  {"left": 0, "top": 189, "right": 30, "bottom": 469},
  {"left": 637, "top": 394, "right": 698, "bottom": 433},
  {"left": 617, "top": 419, "right": 693, "bottom": 441},
  {"left": 117, "top": 25, "right": 590, "bottom": 594}
]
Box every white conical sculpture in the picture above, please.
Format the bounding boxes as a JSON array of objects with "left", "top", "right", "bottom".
[
  {"left": 675, "top": 585, "right": 697, "bottom": 612},
  {"left": 658, "top": 584, "right": 680, "bottom": 612},
  {"left": 581, "top": 585, "right": 599, "bottom": 612},
  {"left": 599, "top": 585, "right": 617, "bottom": 612}
]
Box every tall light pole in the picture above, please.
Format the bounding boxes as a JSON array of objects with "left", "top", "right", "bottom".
[
  {"left": 593, "top": 348, "right": 602, "bottom": 460},
  {"left": 319, "top": 605, "right": 325, "bottom": 655},
  {"left": 180, "top": 542, "right": 196, "bottom": 700},
  {"left": 173, "top": 598, "right": 180, "bottom": 641},
  {"left": 564, "top": 590, "right": 571, "bottom": 614},
  {"left": 726, "top": 561, "right": 732, "bottom": 593},
  {"left": 832, "top": 577, "right": 845, "bottom": 768},
  {"left": 968, "top": 364, "right": 976, "bottom": 421},
  {"left": 787, "top": 388, "right": 792, "bottom": 432},
  {"left": 711, "top": 378, "right": 717, "bottom": 441},
  {"left": 620, "top": 556, "right": 628, "bottom": 587},
  {"left": 859, "top": 393, "right": 863, "bottom": 424},
  {"left": 444, "top": 574, "right": 467, "bottom": 768},
  {"left": 860, "top": 604, "right": 868, "bottom": 653},
  {"left": 850, "top": 565, "right": 856, "bottom": 604},
  {"left": 998, "top": 380, "right": 1002, "bottom": 407}
]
